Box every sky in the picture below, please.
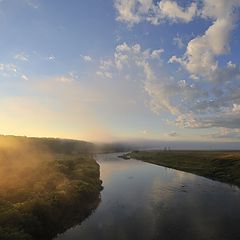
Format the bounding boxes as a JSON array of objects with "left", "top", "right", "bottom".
[{"left": 0, "top": 0, "right": 240, "bottom": 143}]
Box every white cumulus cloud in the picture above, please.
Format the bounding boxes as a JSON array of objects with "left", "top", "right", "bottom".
[
  {"left": 114, "top": 0, "right": 198, "bottom": 26},
  {"left": 169, "top": 0, "right": 240, "bottom": 78},
  {"left": 81, "top": 55, "right": 93, "bottom": 62}
]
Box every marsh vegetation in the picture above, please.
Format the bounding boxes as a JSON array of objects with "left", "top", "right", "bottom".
[{"left": 127, "top": 150, "right": 240, "bottom": 187}]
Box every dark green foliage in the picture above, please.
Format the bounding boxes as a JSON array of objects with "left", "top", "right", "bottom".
[{"left": 128, "top": 150, "right": 240, "bottom": 187}]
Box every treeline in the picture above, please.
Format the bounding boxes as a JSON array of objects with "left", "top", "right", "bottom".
[
  {"left": 0, "top": 135, "right": 134, "bottom": 154},
  {"left": 0, "top": 135, "right": 95, "bottom": 154}
]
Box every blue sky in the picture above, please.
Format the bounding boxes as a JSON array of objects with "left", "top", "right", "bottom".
[{"left": 0, "top": 0, "right": 240, "bottom": 142}]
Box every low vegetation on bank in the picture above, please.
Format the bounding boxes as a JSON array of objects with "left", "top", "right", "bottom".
[
  {"left": 126, "top": 150, "right": 240, "bottom": 188},
  {"left": 0, "top": 136, "right": 102, "bottom": 240}
]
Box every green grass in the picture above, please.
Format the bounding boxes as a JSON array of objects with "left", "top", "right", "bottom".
[
  {"left": 127, "top": 150, "right": 240, "bottom": 187},
  {"left": 0, "top": 136, "right": 102, "bottom": 240}
]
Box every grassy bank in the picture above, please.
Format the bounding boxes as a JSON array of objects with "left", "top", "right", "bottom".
[
  {"left": 0, "top": 136, "right": 102, "bottom": 240},
  {"left": 126, "top": 150, "right": 240, "bottom": 188}
]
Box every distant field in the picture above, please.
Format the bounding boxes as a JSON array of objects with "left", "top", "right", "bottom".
[
  {"left": 0, "top": 136, "right": 102, "bottom": 240},
  {"left": 127, "top": 150, "right": 240, "bottom": 188}
]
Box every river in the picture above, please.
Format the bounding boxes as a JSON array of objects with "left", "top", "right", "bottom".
[{"left": 55, "top": 153, "right": 240, "bottom": 240}]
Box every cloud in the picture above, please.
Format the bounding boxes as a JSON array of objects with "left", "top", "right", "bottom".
[
  {"left": 114, "top": 1, "right": 240, "bottom": 134},
  {"left": 56, "top": 74, "right": 75, "bottom": 83},
  {"left": 0, "top": 62, "right": 31, "bottom": 81},
  {"left": 210, "top": 128, "right": 240, "bottom": 139},
  {"left": 114, "top": 0, "right": 142, "bottom": 25},
  {"left": 0, "top": 63, "right": 18, "bottom": 77},
  {"left": 99, "top": 43, "right": 184, "bottom": 115},
  {"left": 21, "top": 74, "right": 29, "bottom": 81},
  {"left": 169, "top": 17, "right": 235, "bottom": 77},
  {"left": 162, "top": 0, "right": 240, "bottom": 133},
  {"left": 24, "top": 0, "right": 39, "bottom": 9},
  {"left": 114, "top": 42, "right": 163, "bottom": 70},
  {"left": 201, "top": 0, "right": 240, "bottom": 19},
  {"left": 233, "top": 104, "right": 240, "bottom": 113},
  {"left": 124, "top": 43, "right": 240, "bottom": 134},
  {"left": 96, "top": 70, "right": 112, "bottom": 79},
  {"left": 157, "top": 0, "right": 197, "bottom": 23},
  {"left": 114, "top": 0, "right": 240, "bottom": 27},
  {"left": 143, "top": 77, "right": 203, "bottom": 116},
  {"left": 96, "top": 59, "right": 113, "bottom": 79},
  {"left": 169, "top": 0, "right": 240, "bottom": 78},
  {"left": 173, "top": 34, "right": 185, "bottom": 49},
  {"left": 14, "top": 52, "right": 29, "bottom": 62},
  {"left": 47, "top": 55, "right": 55, "bottom": 61},
  {"left": 150, "top": 49, "right": 164, "bottom": 59},
  {"left": 114, "top": 0, "right": 198, "bottom": 26},
  {"left": 96, "top": 43, "right": 163, "bottom": 80},
  {"left": 168, "top": 131, "right": 177, "bottom": 137},
  {"left": 81, "top": 55, "right": 93, "bottom": 62}
]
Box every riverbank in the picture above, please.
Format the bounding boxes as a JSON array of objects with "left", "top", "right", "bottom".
[
  {"left": 125, "top": 150, "right": 240, "bottom": 188},
  {"left": 0, "top": 136, "right": 102, "bottom": 240}
]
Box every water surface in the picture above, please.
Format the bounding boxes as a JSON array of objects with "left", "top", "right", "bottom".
[{"left": 55, "top": 153, "right": 240, "bottom": 240}]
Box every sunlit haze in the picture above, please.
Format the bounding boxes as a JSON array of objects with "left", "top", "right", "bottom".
[{"left": 1, "top": 0, "right": 240, "bottom": 144}]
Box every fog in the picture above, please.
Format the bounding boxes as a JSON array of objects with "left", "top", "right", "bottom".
[{"left": 0, "top": 136, "right": 69, "bottom": 203}]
